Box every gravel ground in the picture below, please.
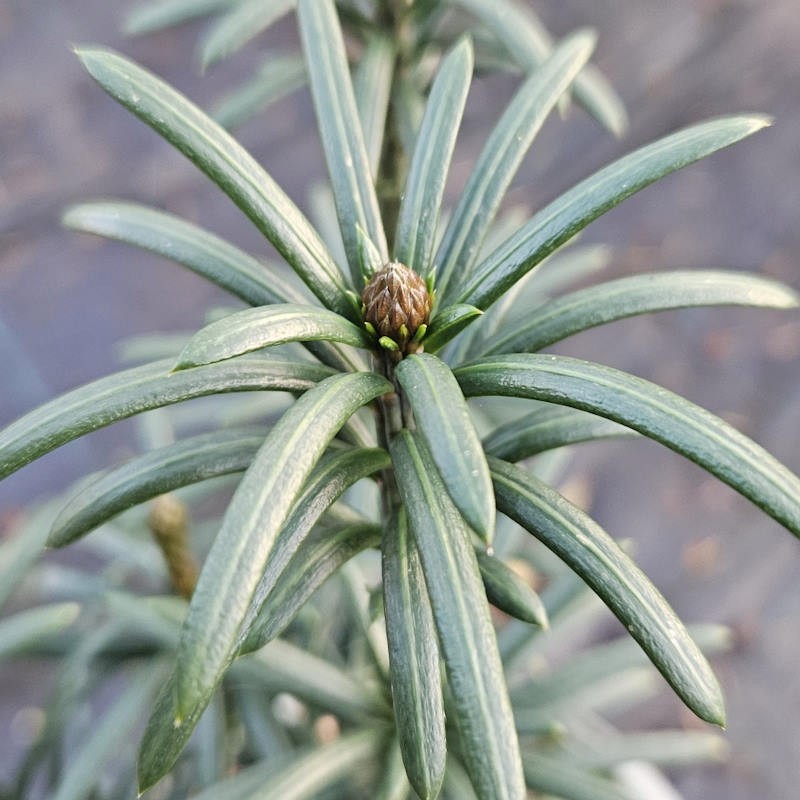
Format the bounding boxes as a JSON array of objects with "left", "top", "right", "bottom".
[{"left": 1, "top": 1, "right": 798, "bottom": 797}]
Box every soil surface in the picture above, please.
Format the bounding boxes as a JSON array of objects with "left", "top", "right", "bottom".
[{"left": 1, "top": 2, "right": 799, "bottom": 798}]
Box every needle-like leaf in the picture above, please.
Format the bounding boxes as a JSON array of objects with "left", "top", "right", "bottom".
[
  {"left": 238, "top": 446, "right": 390, "bottom": 651},
  {"left": 51, "top": 668, "right": 167, "bottom": 800},
  {"left": 455, "top": 116, "right": 772, "bottom": 310},
  {"left": 435, "top": 29, "right": 595, "bottom": 298},
  {"left": 396, "top": 354, "right": 494, "bottom": 541},
  {"left": 175, "top": 303, "right": 373, "bottom": 369},
  {"left": 394, "top": 37, "right": 473, "bottom": 274},
  {"left": 48, "top": 428, "right": 267, "bottom": 548},
  {"left": 457, "top": 353, "right": 800, "bottom": 538},
  {"left": 448, "top": 0, "right": 627, "bottom": 136},
  {"left": 391, "top": 430, "right": 525, "bottom": 800},
  {"left": 491, "top": 457, "right": 726, "bottom": 725},
  {"left": 424, "top": 304, "right": 484, "bottom": 353},
  {"left": 213, "top": 55, "right": 307, "bottom": 130},
  {"left": 483, "top": 270, "right": 799, "bottom": 354},
  {"left": 242, "top": 520, "right": 381, "bottom": 651},
  {"left": 174, "top": 372, "right": 390, "bottom": 723},
  {"left": 483, "top": 406, "right": 638, "bottom": 462},
  {"left": 354, "top": 35, "right": 395, "bottom": 179},
  {"left": 298, "top": 0, "right": 388, "bottom": 281},
  {"left": 75, "top": 47, "right": 351, "bottom": 316},
  {"left": 199, "top": 0, "right": 295, "bottom": 69},
  {"left": 124, "top": 0, "right": 231, "bottom": 36},
  {"left": 476, "top": 550, "right": 548, "bottom": 627},
  {"left": 0, "top": 358, "right": 332, "bottom": 482},
  {"left": 63, "top": 201, "right": 307, "bottom": 307},
  {"left": 521, "top": 752, "right": 633, "bottom": 800},
  {"left": 382, "top": 509, "right": 446, "bottom": 800}
]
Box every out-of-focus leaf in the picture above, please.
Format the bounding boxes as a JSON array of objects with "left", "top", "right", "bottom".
[
  {"left": 298, "top": 0, "right": 388, "bottom": 281},
  {"left": 490, "top": 456, "right": 726, "bottom": 726},
  {"left": 391, "top": 430, "right": 525, "bottom": 800},
  {"left": 396, "top": 353, "right": 494, "bottom": 540},
  {"left": 199, "top": 0, "right": 296, "bottom": 69},
  {"left": 51, "top": 667, "right": 166, "bottom": 800},
  {"left": 394, "top": 38, "right": 473, "bottom": 275},
  {"left": 124, "top": 0, "right": 231, "bottom": 36},
  {"left": 213, "top": 55, "right": 307, "bottom": 130},
  {"left": 354, "top": 35, "right": 395, "bottom": 178},
  {"left": 476, "top": 549, "right": 548, "bottom": 627},
  {"left": 0, "top": 603, "right": 80, "bottom": 659},
  {"left": 375, "top": 739, "right": 413, "bottom": 800},
  {"left": 382, "top": 509, "right": 446, "bottom": 800},
  {"left": 0, "top": 358, "right": 330, "bottom": 482},
  {"left": 48, "top": 428, "right": 267, "bottom": 548},
  {"left": 484, "top": 270, "right": 799, "bottom": 354},
  {"left": 458, "top": 353, "right": 800, "bottom": 538},
  {"left": 448, "top": 0, "right": 628, "bottom": 136},
  {"left": 174, "top": 373, "right": 389, "bottom": 730},
  {"left": 521, "top": 752, "right": 633, "bottom": 800},
  {"left": 435, "top": 30, "right": 595, "bottom": 299},
  {"left": 455, "top": 116, "right": 771, "bottom": 310},
  {"left": 76, "top": 47, "right": 351, "bottom": 317},
  {"left": 242, "top": 729, "right": 384, "bottom": 800},
  {"left": 175, "top": 303, "right": 372, "bottom": 369},
  {"left": 568, "top": 730, "right": 729, "bottom": 769},
  {"left": 483, "top": 406, "right": 637, "bottom": 462}
]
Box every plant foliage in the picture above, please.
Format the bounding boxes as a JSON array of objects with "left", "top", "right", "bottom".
[{"left": 1, "top": 1, "right": 797, "bottom": 798}]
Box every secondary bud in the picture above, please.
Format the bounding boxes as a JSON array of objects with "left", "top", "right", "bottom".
[{"left": 361, "top": 261, "right": 431, "bottom": 357}]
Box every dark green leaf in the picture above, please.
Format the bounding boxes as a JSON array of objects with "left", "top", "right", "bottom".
[
  {"left": 391, "top": 430, "right": 525, "bottom": 800},
  {"left": 476, "top": 549, "right": 548, "bottom": 627},
  {"left": 396, "top": 354, "right": 494, "bottom": 540},
  {"left": 455, "top": 116, "right": 771, "bottom": 310},
  {"left": 63, "top": 201, "right": 307, "bottom": 306},
  {"left": 484, "top": 270, "right": 799, "bottom": 354},
  {"left": 354, "top": 35, "right": 395, "bottom": 179},
  {"left": 48, "top": 428, "right": 267, "bottom": 548},
  {"left": 394, "top": 38, "right": 473, "bottom": 274},
  {"left": 435, "top": 30, "right": 595, "bottom": 299},
  {"left": 199, "top": 0, "right": 295, "bottom": 69},
  {"left": 0, "top": 358, "right": 331, "bottom": 482},
  {"left": 382, "top": 509, "right": 446, "bottom": 800},
  {"left": 490, "top": 456, "right": 726, "bottom": 725},
  {"left": 298, "top": 0, "right": 388, "bottom": 281},
  {"left": 458, "top": 354, "right": 800, "bottom": 538},
  {"left": 175, "top": 372, "right": 390, "bottom": 722},
  {"left": 240, "top": 446, "right": 389, "bottom": 651},
  {"left": 483, "top": 406, "right": 638, "bottom": 462},
  {"left": 521, "top": 753, "right": 632, "bottom": 800},
  {"left": 448, "top": 0, "right": 627, "bottom": 136},
  {"left": 124, "top": 0, "right": 230, "bottom": 36},
  {"left": 75, "top": 47, "right": 351, "bottom": 316},
  {"left": 242, "top": 520, "right": 380, "bottom": 651},
  {"left": 175, "top": 303, "right": 372, "bottom": 369},
  {"left": 213, "top": 55, "right": 307, "bottom": 130},
  {"left": 424, "top": 304, "right": 483, "bottom": 353}
]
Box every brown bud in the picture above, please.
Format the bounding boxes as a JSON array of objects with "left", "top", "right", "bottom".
[{"left": 361, "top": 261, "right": 431, "bottom": 356}]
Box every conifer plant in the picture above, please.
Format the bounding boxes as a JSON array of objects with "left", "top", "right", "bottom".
[{"left": 1, "top": 1, "right": 798, "bottom": 798}]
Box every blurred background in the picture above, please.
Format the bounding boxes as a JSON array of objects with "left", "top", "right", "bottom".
[{"left": 1, "top": 1, "right": 798, "bottom": 797}]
